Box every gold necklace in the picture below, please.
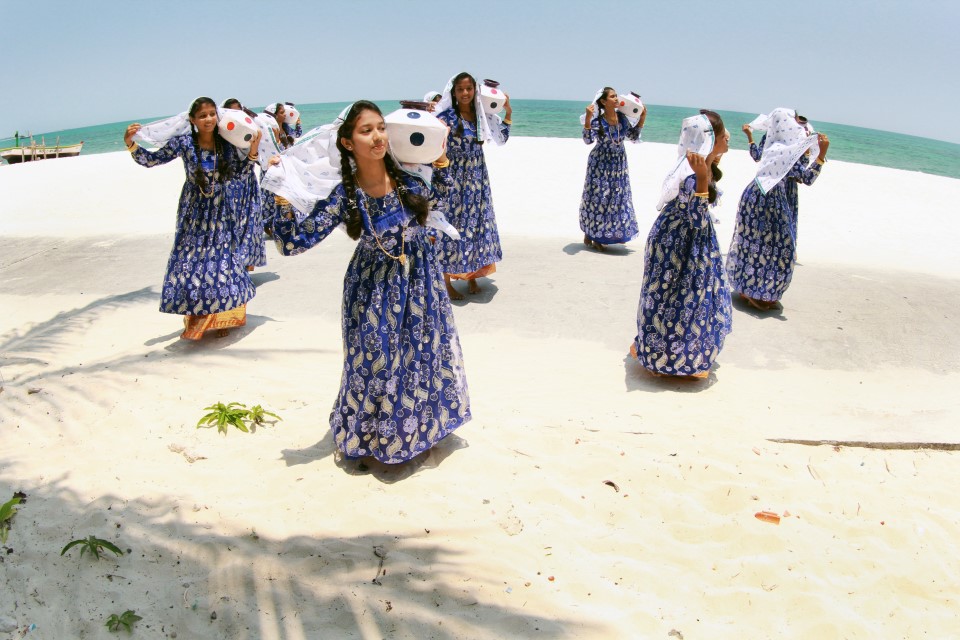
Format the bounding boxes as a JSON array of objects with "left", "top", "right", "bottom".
[
  {"left": 197, "top": 145, "right": 218, "bottom": 198},
  {"left": 366, "top": 191, "right": 408, "bottom": 269}
]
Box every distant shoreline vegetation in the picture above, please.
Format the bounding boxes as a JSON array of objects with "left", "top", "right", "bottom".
[{"left": 3, "top": 100, "right": 959, "bottom": 180}]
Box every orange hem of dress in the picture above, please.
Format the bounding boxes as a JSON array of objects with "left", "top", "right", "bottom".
[
  {"left": 180, "top": 304, "right": 247, "bottom": 341},
  {"left": 448, "top": 264, "right": 497, "bottom": 281}
]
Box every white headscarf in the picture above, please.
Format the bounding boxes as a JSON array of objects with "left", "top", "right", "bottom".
[
  {"left": 132, "top": 99, "right": 282, "bottom": 168},
  {"left": 132, "top": 100, "right": 201, "bottom": 147},
  {"left": 656, "top": 114, "right": 716, "bottom": 211},
  {"left": 579, "top": 88, "right": 607, "bottom": 126},
  {"left": 749, "top": 108, "right": 820, "bottom": 194},
  {"left": 261, "top": 103, "right": 458, "bottom": 237},
  {"left": 423, "top": 90, "right": 442, "bottom": 102},
  {"left": 433, "top": 73, "right": 508, "bottom": 146}
]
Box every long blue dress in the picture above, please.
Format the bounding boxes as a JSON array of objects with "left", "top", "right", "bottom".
[
  {"left": 130, "top": 135, "right": 255, "bottom": 317},
  {"left": 433, "top": 108, "right": 509, "bottom": 277},
  {"left": 633, "top": 175, "right": 732, "bottom": 376},
  {"left": 272, "top": 170, "right": 471, "bottom": 463},
  {"left": 231, "top": 165, "right": 267, "bottom": 269},
  {"left": 579, "top": 113, "right": 642, "bottom": 245},
  {"left": 724, "top": 159, "right": 824, "bottom": 303}
]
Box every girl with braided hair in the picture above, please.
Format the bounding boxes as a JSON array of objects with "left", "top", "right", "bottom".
[
  {"left": 631, "top": 110, "right": 732, "bottom": 379},
  {"left": 270, "top": 101, "right": 471, "bottom": 465},
  {"left": 222, "top": 98, "right": 267, "bottom": 272},
  {"left": 124, "top": 97, "right": 261, "bottom": 340},
  {"left": 579, "top": 87, "right": 646, "bottom": 250},
  {"left": 432, "top": 72, "right": 511, "bottom": 300}
]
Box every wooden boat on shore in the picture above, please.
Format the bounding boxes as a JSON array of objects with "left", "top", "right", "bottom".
[{"left": 0, "top": 134, "right": 83, "bottom": 164}]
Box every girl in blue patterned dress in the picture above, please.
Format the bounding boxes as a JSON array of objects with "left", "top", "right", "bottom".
[
  {"left": 270, "top": 101, "right": 470, "bottom": 464},
  {"left": 631, "top": 111, "right": 732, "bottom": 379},
  {"left": 124, "top": 97, "right": 261, "bottom": 340},
  {"left": 579, "top": 87, "right": 646, "bottom": 250},
  {"left": 433, "top": 72, "right": 511, "bottom": 300},
  {"left": 260, "top": 103, "right": 296, "bottom": 236},
  {"left": 222, "top": 98, "right": 267, "bottom": 272},
  {"left": 726, "top": 108, "right": 830, "bottom": 310}
]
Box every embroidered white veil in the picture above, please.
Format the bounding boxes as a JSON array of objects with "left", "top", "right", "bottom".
[
  {"left": 748, "top": 108, "right": 820, "bottom": 194},
  {"left": 656, "top": 114, "right": 716, "bottom": 211}
]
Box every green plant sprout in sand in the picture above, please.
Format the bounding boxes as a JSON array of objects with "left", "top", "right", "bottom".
[
  {"left": 105, "top": 610, "right": 142, "bottom": 633},
  {"left": 196, "top": 402, "right": 281, "bottom": 434},
  {"left": 61, "top": 535, "right": 124, "bottom": 560},
  {"left": 0, "top": 495, "right": 21, "bottom": 544}
]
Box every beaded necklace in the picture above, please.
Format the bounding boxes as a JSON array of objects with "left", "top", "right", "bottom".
[
  {"left": 364, "top": 190, "right": 409, "bottom": 272},
  {"left": 197, "top": 144, "right": 219, "bottom": 198}
]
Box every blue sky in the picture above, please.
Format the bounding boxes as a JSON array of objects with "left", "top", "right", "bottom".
[{"left": 2, "top": 0, "right": 958, "bottom": 143}]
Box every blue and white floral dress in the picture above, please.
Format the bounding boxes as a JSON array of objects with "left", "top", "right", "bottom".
[
  {"left": 633, "top": 175, "right": 732, "bottom": 376},
  {"left": 579, "top": 113, "right": 642, "bottom": 245},
  {"left": 130, "top": 135, "right": 255, "bottom": 324},
  {"left": 725, "top": 158, "right": 823, "bottom": 303},
  {"left": 231, "top": 162, "right": 267, "bottom": 269},
  {"left": 272, "top": 170, "right": 471, "bottom": 463},
  {"left": 433, "top": 108, "right": 509, "bottom": 279}
]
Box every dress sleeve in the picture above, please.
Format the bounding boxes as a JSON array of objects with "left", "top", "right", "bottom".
[
  {"left": 582, "top": 118, "right": 598, "bottom": 145},
  {"left": 789, "top": 158, "right": 824, "bottom": 186},
  {"left": 272, "top": 190, "right": 346, "bottom": 256},
  {"left": 498, "top": 118, "right": 511, "bottom": 143},
  {"left": 428, "top": 166, "right": 453, "bottom": 208},
  {"left": 749, "top": 134, "right": 766, "bottom": 162},
  {"left": 624, "top": 115, "right": 642, "bottom": 142},
  {"left": 675, "top": 174, "right": 711, "bottom": 223},
  {"left": 130, "top": 137, "right": 183, "bottom": 168}
]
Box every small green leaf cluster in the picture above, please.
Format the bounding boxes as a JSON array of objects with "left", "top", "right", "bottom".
[
  {"left": 105, "top": 610, "right": 142, "bottom": 633},
  {"left": 0, "top": 495, "right": 20, "bottom": 544},
  {"left": 196, "top": 402, "right": 281, "bottom": 434},
  {"left": 60, "top": 535, "right": 124, "bottom": 560}
]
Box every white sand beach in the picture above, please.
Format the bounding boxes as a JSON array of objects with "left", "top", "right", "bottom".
[{"left": 2, "top": 139, "right": 959, "bottom": 639}]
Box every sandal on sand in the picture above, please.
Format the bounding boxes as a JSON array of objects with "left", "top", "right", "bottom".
[{"left": 740, "top": 293, "right": 770, "bottom": 311}]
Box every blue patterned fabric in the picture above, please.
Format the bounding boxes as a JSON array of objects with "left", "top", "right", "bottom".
[
  {"left": 633, "top": 175, "right": 732, "bottom": 375},
  {"left": 749, "top": 134, "right": 766, "bottom": 162},
  {"left": 725, "top": 159, "right": 823, "bottom": 302},
  {"left": 130, "top": 135, "right": 255, "bottom": 315},
  {"left": 272, "top": 170, "right": 471, "bottom": 463},
  {"left": 282, "top": 121, "right": 302, "bottom": 140},
  {"left": 579, "top": 113, "right": 642, "bottom": 245},
  {"left": 432, "top": 108, "right": 508, "bottom": 274},
  {"left": 230, "top": 166, "right": 266, "bottom": 268}
]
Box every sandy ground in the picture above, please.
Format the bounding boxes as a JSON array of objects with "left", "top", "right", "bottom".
[{"left": 1, "top": 138, "right": 959, "bottom": 639}]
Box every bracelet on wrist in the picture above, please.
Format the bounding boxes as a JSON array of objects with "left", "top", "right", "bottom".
[
  {"left": 126, "top": 142, "right": 137, "bottom": 152},
  {"left": 503, "top": 118, "right": 512, "bottom": 125},
  {"left": 432, "top": 159, "right": 450, "bottom": 169},
  {"left": 693, "top": 191, "right": 710, "bottom": 198}
]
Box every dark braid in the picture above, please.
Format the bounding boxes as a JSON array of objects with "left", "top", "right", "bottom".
[
  {"left": 699, "top": 109, "right": 726, "bottom": 204},
  {"left": 339, "top": 152, "right": 363, "bottom": 240},
  {"left": 384, "top": 155, "right": 428, "bottom": 228},
  {"left": 595, "top": 87, "right": 615, "bottom": 140}
]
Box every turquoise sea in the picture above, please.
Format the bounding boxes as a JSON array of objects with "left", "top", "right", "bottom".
[{"left": 3, "top": 100, "right": 959, "bottom": 179}]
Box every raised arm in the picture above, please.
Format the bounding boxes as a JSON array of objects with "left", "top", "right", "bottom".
[
  {"left": 272, "top": 190, "right": 346, "bottom": 256},
  {"left": 791, "top": 133, "right": 829, "bottom": 185},
  {"left": 124, "top": 124, "right": 182, "bottom": 167}
]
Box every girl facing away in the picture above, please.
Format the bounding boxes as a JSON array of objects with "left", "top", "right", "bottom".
[
  {"left": 726, "top": 108, "right": 829, "bottom": 310},
  {"left": 631, "top": 110, "right": 733, "bottom": 379}
]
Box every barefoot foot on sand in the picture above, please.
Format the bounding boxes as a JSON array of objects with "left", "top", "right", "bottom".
[
  {"left": 446, "top": 284, "right": 464, "bottom": 301},
  {"left": 468, "top": 279, "right": 481, "bottom": 294}
]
